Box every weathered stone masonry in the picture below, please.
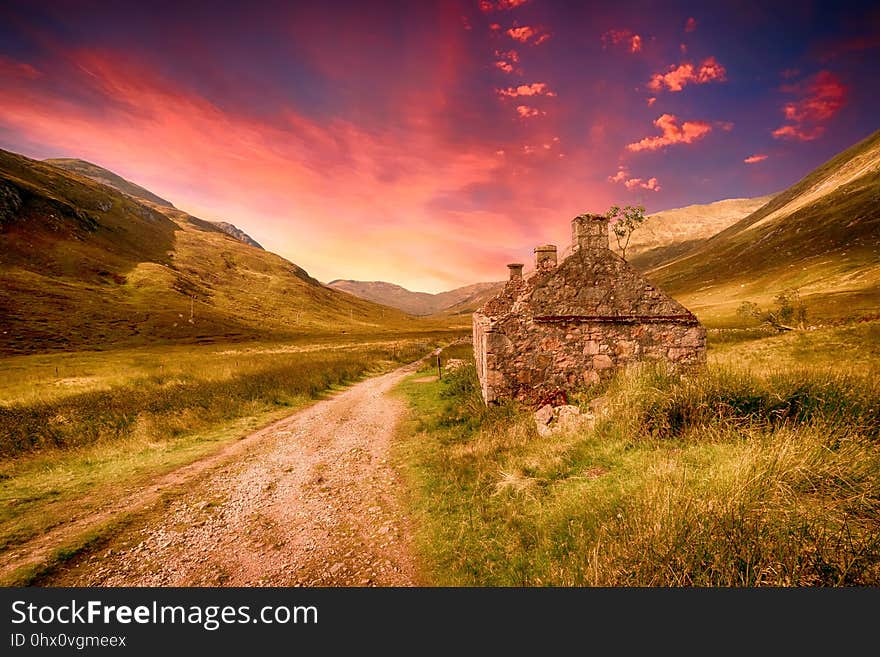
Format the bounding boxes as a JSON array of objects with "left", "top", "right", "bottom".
[{"left": 473, "top": 214, "right": 706, "bottom": 405}]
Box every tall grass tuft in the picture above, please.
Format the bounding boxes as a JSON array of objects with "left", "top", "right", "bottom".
[{"left": 600, "top": 363, "right": 880, "bottom": 442}]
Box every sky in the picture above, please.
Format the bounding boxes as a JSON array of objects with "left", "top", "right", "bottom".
[{"left": 0, "top": 1, "right": 878, "bottom": 292}]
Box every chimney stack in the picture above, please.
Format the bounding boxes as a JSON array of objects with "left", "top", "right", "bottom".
[
  {"left": 507, "top": 263, "right": 524, "bottom": 282},
  {"left": 534, "top": 244, "right": 557, "bottom": 269},
  {"left": 571, "top": 213, "right": 609, "bottom": 252}
]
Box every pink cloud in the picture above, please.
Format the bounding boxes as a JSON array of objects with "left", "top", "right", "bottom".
[
  {"left": 636, "top": 177, "right": 661, "bottom": 191},
  {"left": 480, "top": 0, "right": 529, "bottom": 12},
  {"left": 744, "top": 154, "right": 768, "bottom": 164},
  {"left": 602, "top": 29, "right": 643, "bottom": 54},
  {"left": 608, "top": 166, "right": 628, "bottom": 183},
  {"left": 516, "top": 105, "right": 544, "bottom": 118},
  {"left": 489, "top": 23, "right": 502, "bottom": 31},
  {"left": 717, "top": 121, "right": 734, "bottom": 131},
  {"left": 772, "top": 71, "right": 847, "bottom": 141},
  {"left": 608, "top": 166, "right": 662, "bottom": 192},
  {"left": 506, "top": 25, "right": 551, "bottom": 45},
  {"left": 494, "top": 49, "right": 520, "bottom": 74},
  {"left": 496, "top": 82, "right": 556, "bottom": 97},
  {"left": 647, "top": 56, "right": 727, "bottom": 92},
  {"left": 497, "top": 49, "right": 520, "bottom": 63},
  {"left": 646, "top": 96, "right": 656, "bottom": 106},
  {"left": 507, "top": 25, "right": 535, "bottom": 41},
  {"left": 685, "top": 17, "right": 697, "bottom": 33},
  {"left": 626, "top": 113, "right": 712, "bottom": 152}
]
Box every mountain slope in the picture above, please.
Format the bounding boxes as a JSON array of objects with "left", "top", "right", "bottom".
[
  {"left": 44, "top": 157, "right": 264, "bottom": 251},
  {"left": 43, "top": 158, "right": 175, "bottom": 208},
  {"left": 0, "top": 148, "right": 437, "bottom": 354},
  {"left": 327, "top": 280, "right": 502, "bottom": 316},
  {"left": 629, "top": 195, "right": 775, "bottom": 270},
  {"left": 647, "top": 129, "right": 880, "bottom": 325},
  {"left": 440, "top": 282, "right": 505, "bottom": 316}
]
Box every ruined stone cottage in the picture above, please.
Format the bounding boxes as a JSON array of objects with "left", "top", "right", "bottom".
[{"left": 472, "top": 213, "right": 706, "bottom": 405}]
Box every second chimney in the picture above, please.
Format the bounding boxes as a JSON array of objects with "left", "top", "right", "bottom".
[
  {"left": 534, "top": 244, "right": 557, "bottom": 269},
  {"left": 507, "top": 263, "right": 524, "bottom": 281}
]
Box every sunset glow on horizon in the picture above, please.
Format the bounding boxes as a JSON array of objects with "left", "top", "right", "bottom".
[{"left": 1, "top": 1, "right": 877, "bottom": 292}]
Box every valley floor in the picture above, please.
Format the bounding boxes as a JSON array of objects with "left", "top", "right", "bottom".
[{"left": 2, "top": 323, "right": 877, "bottom": 587}]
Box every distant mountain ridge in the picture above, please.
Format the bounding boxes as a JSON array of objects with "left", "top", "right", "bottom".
[
  {"left": 44, "top": 157, "right": 264, "bottom": 250},
  {"left": 327, "top": 279, "right": 502, "bottom": 316},
  {"left": 330, "top": 194, "right": 776, "bottom": 317}
]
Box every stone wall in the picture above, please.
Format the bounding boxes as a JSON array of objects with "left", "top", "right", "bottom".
[
  {"left": 474, "top": 311, "right": 705, "bottom": 404},
  {"left": 473, "top": 213, "right": 707, "bottom": 405}
]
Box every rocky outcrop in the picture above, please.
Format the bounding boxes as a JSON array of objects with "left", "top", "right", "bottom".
[
  {"left": 534, "top": 403, "right": 594, "bottom": 436},
  {"left": 210, "top": 221, "right": 264, "bottom": 250},
  {"left": 0, "top": 181, "right": 22, "bottom": 225}
]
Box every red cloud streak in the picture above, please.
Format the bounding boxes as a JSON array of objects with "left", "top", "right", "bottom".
[
  {"left": 744, "top": 154, "right": 768, "bottom": 164},
  {"left": 772, "top": 70, "right": 847, "bottom": 141}
]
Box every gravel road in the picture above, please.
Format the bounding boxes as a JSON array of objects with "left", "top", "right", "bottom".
[{"left": 43, "top": 359, "right": 423, "bottom": 586}]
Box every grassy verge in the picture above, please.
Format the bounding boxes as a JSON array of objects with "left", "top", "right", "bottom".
[
  {"left": 0, "top": 335, "right": 451, "bottom": 561},
  {"left": 395, "top": 324, "right": 880, "bottom": 586}
]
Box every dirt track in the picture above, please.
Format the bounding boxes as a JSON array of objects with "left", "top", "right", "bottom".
[{"left": 40, "top": 360, "right": 423, "bottom": 586}]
